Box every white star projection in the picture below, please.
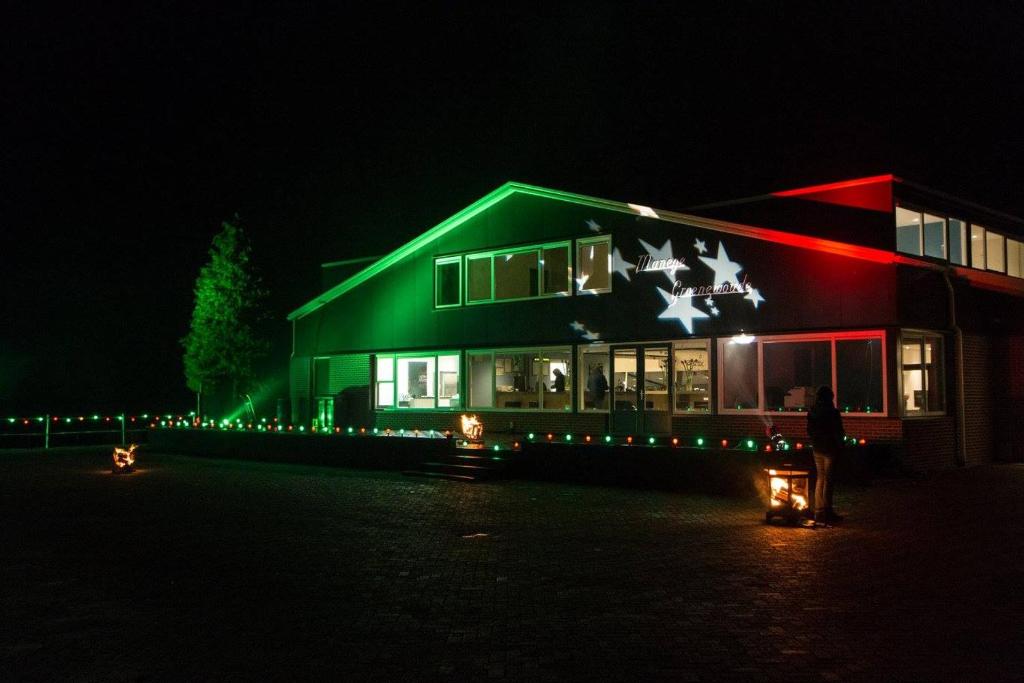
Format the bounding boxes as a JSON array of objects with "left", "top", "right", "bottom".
[
  {"left": 705, "top": 296, "right": 719, "bottom": 316},
  {"left": 570, "top": 320, "right": 586, "bottom": 332},
  {"left": 698, "top": 242, "right": 743, "bottom": 288},
  {"left": 585, "top": 218, "right": 602, "bottom": 233},
  {"left": 745, "top": 287, "right": 765, "bottom": 309},
  {"left": 694, "top": 238, "right": 708, "bottom": 254},
  {"left": 612, "top": 247, "right": 635, "bottom": 281},
  {"left": 657, "top": 287, "right": 709, "bottom": 333},
  {"left": 639, "top": 238, "right": 689, "bottom": 284},
  {"left": 582, "top": 330, "right": 601, "bottom": 341},
  {"left": 569, "top": 320, "right": 602, "bottom": 342}
]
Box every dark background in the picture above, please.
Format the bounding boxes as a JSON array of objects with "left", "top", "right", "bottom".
[{"left": 3, "top": 2, "right": 1023, "bottom": 414}]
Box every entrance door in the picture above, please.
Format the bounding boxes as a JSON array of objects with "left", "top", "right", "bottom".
[{"left": 611, "top": 345, "right": 671, "bottom": 435}]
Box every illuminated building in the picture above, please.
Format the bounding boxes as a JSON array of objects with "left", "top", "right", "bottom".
[{"left": 288, "top": 176, "right": 1024, "bottom": 469}]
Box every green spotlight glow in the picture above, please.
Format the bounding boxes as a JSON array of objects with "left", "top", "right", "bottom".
[
  {"left": 298, "top": 425, "right": 305, "bottom": 432},
  {"left": 696, "top": 437, "right": 704, "bottom": 446},
  {"left": 565, "top": 434, "right": 572, "bottom": 441},
  {"left": 746, "top": 439, "right": 754, "bottom": 449},
  {"left": 528, "top": 432, "right": 535, "bottom": 440},
  {"left": 648, "top": 436, "right": 655, "bottom": 444},
  {"left": 604, "top": 435, "right": 612, "bottom": 443}
]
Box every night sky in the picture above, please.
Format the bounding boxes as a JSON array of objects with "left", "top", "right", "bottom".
[{"left": 4, "top": 3, "right": 1024, "bottom": 414}]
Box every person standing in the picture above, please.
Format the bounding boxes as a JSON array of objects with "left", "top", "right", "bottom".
[
  {"left": 588, "top": 364, "right": 609, "bottom": 408},
  {"left": 806, "top": 385, "right": 845, "bottom": 525},
  {"left": 552, "top": 368, "right": 566, "bottom": 393}
]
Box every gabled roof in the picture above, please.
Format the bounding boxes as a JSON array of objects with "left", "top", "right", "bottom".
[{"left": 288, "top": 179, "right": 919, "bottom": 321}]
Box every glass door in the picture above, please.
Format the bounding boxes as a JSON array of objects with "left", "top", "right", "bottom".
[
  {"left": 611, "top": 345, "right": 672, "bottom": 435},
  {"left": 611, "top": 347, "right": 640, "bottom": 434}
]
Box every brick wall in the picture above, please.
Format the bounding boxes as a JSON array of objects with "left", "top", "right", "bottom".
[
  {"left": 902, "top": 417, "right": 957, "bottom": 471},
  {"left": 992, "top": 334, "right": 1024, "bottom": 462},
  {"left": 374, "top": 410, "right": 606, "bottom": 436},
  {"left": 670, "top": 413, "right": 901, "bottom": 445},
  {"left": 962, "top": 334, "right": 994, "bottom": 465}
]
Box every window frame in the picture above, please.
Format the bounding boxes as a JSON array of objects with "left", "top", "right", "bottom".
[
  {"left": 575, "top": 235, "right": 613, "bottom": 295},
  {"left": 716, "top": 330, "right": 888, "bottom": 417},
  {"left": 433, "top": 256, "right": 463, "bottom": 308},
  {"left": 897, "top": 330, "right": 946, "bottom": 417},
  {"left": 463, "top": 240, "right": 573, "bottom": 306},
  {"left": 672, "top": 338, "right": 713, "bottom": 416},
  {"left": 373, "top": 350, "right": 463, "bottom": 411}
]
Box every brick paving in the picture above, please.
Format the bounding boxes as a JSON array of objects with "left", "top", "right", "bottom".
[{"left": 1, "top": 448, "right": 1022, "bottom": 681}]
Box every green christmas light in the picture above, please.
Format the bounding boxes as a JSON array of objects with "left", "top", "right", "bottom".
[
  {"left": 696, "top": 437, "right": 704, "bottom": 446},
  {"left": 648, "top": 436, "right": 655, "bottom": 445},
  {"left": 746, "top": 439, "right": 754, "bottom": 449},
  {"left": 604, "top": 435, "right": 612, "bottom": 443},
  {"left": 565, "top": 434, "right": 572, "bottom": 441},
  {"left": 527, "top": 432, "right": 535, "bottom": 440}
]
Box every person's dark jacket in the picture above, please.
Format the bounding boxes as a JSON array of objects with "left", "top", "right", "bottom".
[{"left": 807, "top": 400, "right": 845, "bottom": 455}]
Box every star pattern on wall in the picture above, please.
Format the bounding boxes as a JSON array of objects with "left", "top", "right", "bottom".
[
  {"left": 612, "top": 247, "right": 635, "bottom": 281},
  {"left": 639, "top": 238, "right": 689, "bottom": 284},
  {"left": 694, "top": 238, "right": 707, "bottom": 254},
  {"left": 585, "top": 218, "right": 602, "bottom": 233},
  {"left": 657, "top": 287, "right": 709, "bottom": 334},
  {"left": 698, "top": 241, "right": 743, "bottom": 288},
  {"left": 745, "top": 287, "right": 765, "bottom": 309}
]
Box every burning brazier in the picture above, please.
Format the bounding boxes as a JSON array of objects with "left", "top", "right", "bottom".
[
  {"left": 763, "top": 425, "right": 810, "bottom": 524},
  {"left": 112, "top": 444, "right": 137, "bottom": 473}
]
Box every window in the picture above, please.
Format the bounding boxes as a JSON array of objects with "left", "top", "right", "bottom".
[
  {"left": 901, "top": 333, "right": 944, "bottom": 415},
  {"left": 971, "top": 224, "right": 986, "bottom": 269},
  {"left": 896, "top": 207, "right": 922, "bottom": 255},
  {"left": 721, "top": 337, "right": 758, "bottom": 410},
  {"left": 1008, "top": 239, "right": 1023, "bottom": 278},
  {"left": 836, "top": 339, "right": 883, "bottom": 413},
  {"left": 375, "top": 352, "right": 461, "bottom": 410},
  {"left": 468, "top": 352, "right": 494, "bottom": 408},
  {"left": 467, "top": 255, "right": 492, "bottom": 302},
  {"left": 718, "top": 332, "right": 886, "bottom": 415},
  {"left": 434, "top": 257, "right": 461, "bottom": 308},
  {"left": 495, "top": 249, "right": 539, "bottom": 300},
  {"left": 763, "top": 340, "right": 831, "bottom": 412},
  {"left": 948, "top": 218, "right": 967, "bottom": 266},
  {"left": 542, "top": 246, "right": 571, "bottom": 295},
  {"left": 577, "top": 236, "right": 612, "bottom": 293},
  {"left": 486, "top": 346, "right": 572, "bottom": 410},
  {"left": 673, "top": 339, "right": 710, "bottom": 413},
  {"left": 375, "top": 355, "right": 395, "bottom": 407},
  {"left": 578, "top": 344, "right": 610, "bottom": 411},
  {"left": 922, "top": 213, "right": 946, "bottom": 259},
  {"left": 985, "top": 229, "right": 1005, "bottom": 272}
]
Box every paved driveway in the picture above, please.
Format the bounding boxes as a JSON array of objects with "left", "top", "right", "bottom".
[{"left": 1, "top": 449, "right": 1021, "bottom": 680}]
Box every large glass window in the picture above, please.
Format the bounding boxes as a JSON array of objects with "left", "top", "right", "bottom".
[
  {"left": 494, "top": 250, "right": 539, "bottom": 300},
  {"left": 971, "top": 224, "right": 986, "bottom": 269},
  {"left": 896, "top": 207, "right": 922, "bottom": 255},
  {"left": 837, "top": 339, "right": 883, "bottom": 413},
  {"left": 491, "top": 347, "right": 571, "bottom": 410},
  {"left": 922, "top": 213, "right": 946, "bottom": 259},
  {"left": 721, "top": 337, "right": 758, "bottom": 410},
  {"left": 718, "top": 332, "right": 886, "bottom": 415},
  {"left": 578, "top": 344, "right": 610, "bottom": 411},
  {"left": 434, "top": 257, "right": 461, "bottom": 307},
  {"left": 948, "top": 218, "right": 967, "bottom": 266},
  {"left": 577, "top": 236, "right": 612, "bottom": 293},
  {"left": 540, "top": 348, "right": 571, "bottom": 410},
  {"left": 437, "top": 354, "right": 461, "bottom": 408},
  {"left": 673, "top": 339, "right": 710, "bottom": 413},
  {"left": 1008, "top": 239, "right": 1023, "bottom": 278},
  {"left": 901, "top": 333, "right": 944, "bottom": 415},
  {"left": 541, "top": 245, "right": 570, "bottom": 295},
  {"left": 986, "top": 230, "right": 1005, "bottom": 272},
  {"left": 763, "top": 340, "right": 831, "bottom": 412},
  {"left": 467, "top": 255, "right": 492, "bottom": 302},
  {"left": 397, "top": 356, "right": 436, "bottom": 408}
]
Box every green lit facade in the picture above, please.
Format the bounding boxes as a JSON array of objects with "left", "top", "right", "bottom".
[{"left": 289, "top": 178, "right": 1024, "bottom": 470}]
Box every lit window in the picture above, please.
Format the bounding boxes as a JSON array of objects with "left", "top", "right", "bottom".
[
  {"left": 721, "top": 336, "right": 758, "bottom": 410},
  {"left": 577, "top": 236, "right": 612, "bottom": 293},
  {"left": 1008, "top": 239, "right": 1023, "bottom": 278},
  {"left": 578, "top": 344, "right": 610, "bottom": 411},
  {"left": 375, "top": 355, "right": 395, "bottom": 407},
  {"left": 971, "top": 225, "right": 986, "bottom": 269},
  {"left": 901, "top": 333, "right": 944, "bottom": 415},
  {"left": 896, "top": 207, "right": 923, "bottom": 255},
  {"left": 491, "top": 347, "right": 572, "bottom": 410},
  {"left": 436, "top": 355, "right": 461, "bottom": 408},
  {"left": 948, "top": 218, "right": 967, "bottom": 266},
  {"left": 986, "top": 230, "right": 1005, "bottom": 272},
  {"left": 397, "top": 356, "right": 436, "bottom": 408},
  {"left": 763, "top": 340, "right": 831, "bottom": 412},
  {"left": 434, "top": 257, "right": 461, "bottom": 307},
  {"left": 494, "top": 250, "right": 539, "bottom": 300},
  {"left": 836, "top": 339, "right": 883, "bottom": 413},
  {"left": 468, "top": 352, "right": 494, "bottom": 408},
  {"left": 922, "top": 213, "right": 946, "bottom": 259},
  {"left": 673, "top": 339, "right": 710, "bottom": 413}
]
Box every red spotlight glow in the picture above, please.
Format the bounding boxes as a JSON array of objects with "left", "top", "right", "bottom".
[
  {"left": 795, "top": 442, "right": 803, "bottom": 449},
  {"left": 721, "top": 439, "right": 728, "bottom": 447},
  {"left": 547, "top": 433, "right": 554, "bottom": 441},
  {"left": 858, "top": 438, "right": 867, "bottom": 445},
  {"left": 671, "top": 437, "right": 679, "bottom": 446},
  {"left": 584, "top": 435, "right": 591, "bottom": 443},
  {"left": 626, "top": 435, "right": 633, "bottom": 445}
]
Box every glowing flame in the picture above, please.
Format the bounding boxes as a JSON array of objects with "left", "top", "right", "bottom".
[
  {"left": 460, "top": 414, "right": 483, "bottom": 441},
  {"left": 112, "top": 444, "right": 137, "bottom": 471},
  {"left": 770, "top": 475, "right": 808, "bottom": 511}
]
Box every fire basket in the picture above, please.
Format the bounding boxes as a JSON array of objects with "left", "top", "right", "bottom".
[
  {"left": 460, "top": 414, "right": 483, "bottom": 443},
  {"left": 112, "top": 444, "right": 137, "bottom": 474},
  {"left": 763, "top": 425, "right": 810, "bottom": 524}
]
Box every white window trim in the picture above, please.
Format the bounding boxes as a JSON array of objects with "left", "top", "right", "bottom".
[
  {"left": 575, "top": 235, "right": 613, "bottom": 295},
  {"left": 897, "top": 329, "right": 946, "bottom": 418},
  {"left": 465, "top": 346, "right": 573, "bottom": 412}
]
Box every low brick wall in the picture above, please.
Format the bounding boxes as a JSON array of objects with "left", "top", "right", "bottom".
[{"left": 148, "top": 429, "right": 450, "bottom": 471}]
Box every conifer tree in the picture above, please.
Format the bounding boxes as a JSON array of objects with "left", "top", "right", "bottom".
[{"left": 182, "top": 220, "right": 268, "bottom": 415}]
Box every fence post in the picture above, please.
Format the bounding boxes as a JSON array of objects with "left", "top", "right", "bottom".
[
  {"left": 121, "top": 413, "right": 126, "bottom": 445},
  {"left": 45, "top": 414, "right": 50, "bottom": 449}
]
